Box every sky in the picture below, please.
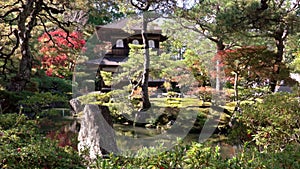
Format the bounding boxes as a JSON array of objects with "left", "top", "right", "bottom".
[{"left": 177, "top": 0, "right": 197, "bottom": 9}]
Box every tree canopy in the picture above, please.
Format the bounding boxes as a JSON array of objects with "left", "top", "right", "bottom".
[{"left": 0, "top": 0, "right": 88, "bottom": 91}]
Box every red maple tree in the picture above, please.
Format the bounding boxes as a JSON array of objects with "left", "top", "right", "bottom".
[
  {"left": 212, "top": 46, "right": 276, "bottom": 83},
  {"left": 212, "top": 46, "right": 277, "bottom": 100},
  {"left": 38, "top": 29, "right": 86, "bottom": 78}
]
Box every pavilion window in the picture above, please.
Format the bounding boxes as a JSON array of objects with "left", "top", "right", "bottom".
[
  {"left": 148, "top": 40, "right": 155, "bottom": 48},
  {"left": 116, "top": 39, "right": 124, "bottom": 48},
  {"left": 132, "top": 39, "right": 139, "bottom": 45}
]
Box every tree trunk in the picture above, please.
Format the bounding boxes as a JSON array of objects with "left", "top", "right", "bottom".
[
  {"left": 234, "top": 72, "right": 239, "bottom": 101},
  {"left": 140, "top": 12, "right": 151, "bottom": 111},
  {"left": 270, "top": 29, "right": 286, "bottom": 92},
  {"left": 7, "top": 0, "right": 41, "bottom": 91},
  {"left": 95, "top": 67, "right": 105, "bottom": 91},
  {"left": 8, "top": 43, "right": 32, "bottom": 91},
  {"left": 215, "top": 41, "right": 225, "bottom": 92}
]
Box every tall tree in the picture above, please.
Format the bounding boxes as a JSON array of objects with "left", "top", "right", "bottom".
[
  {"left": 127, "top": 0, "right": 177, "bottom": 111},
  {"left": 214, "top": 46, "right": 276, "bottom": 100},
  {"left": 289, "top": 32, "right": 300, "bottom": 72},
  {"left": 174, "top": 0, "right": 234, "bottom": 93},
  {"left": 217, "top": 0, "right": 300, "bottom": 91},
  {"left": 0, "top": 0, "right": 88, "bottom": 91},
  {"left": 161, "top": 18, "right": 215, "bottom": 87},
  {"left": 87, "top": 0, "right": 124, "bottom": 26}
]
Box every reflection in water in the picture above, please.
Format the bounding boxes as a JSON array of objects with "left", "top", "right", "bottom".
[
  {"left": 113, "top": 124, "right": 241, "bottom": 158},
  {"left": 113, "top": 124, "right": 200, "bottom": 151},
  {"left": 57, "top": 118, "right": 240, "bottom": 157},
  {"left": 114, "top": 124, "right": 160, "bottom": 138},
  {"left": 114, "top": 124, "right": 202, "bottom": 142}
]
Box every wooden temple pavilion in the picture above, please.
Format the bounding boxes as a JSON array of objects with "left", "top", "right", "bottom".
[{"left": 86, "top": 15, "right": 168, "bottom": 92}]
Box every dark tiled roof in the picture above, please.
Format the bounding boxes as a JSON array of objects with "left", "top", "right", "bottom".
[
  {"left": 96, "top": 16, "right": 166, "bottom": 31},
  {"left": 95, "top": 16, "right": 169, "bottom": 41},
  {"left": 86, "top": 57, "right": 127, "bottom": 66}
]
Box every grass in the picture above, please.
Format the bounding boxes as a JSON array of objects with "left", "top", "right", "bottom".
[{"left": 150, "top": 97, "right": 210, "bottom": 108}]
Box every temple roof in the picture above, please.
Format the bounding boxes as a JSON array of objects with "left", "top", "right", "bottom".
[
  {"left": 96, "top": 15, "right": 166, "bottom": 31},
  {"left": 86, "top": 56, "right": 127, "bottom": 66},
  {"left": 95, "top": 15, "right": 168, "bottom": 41}
]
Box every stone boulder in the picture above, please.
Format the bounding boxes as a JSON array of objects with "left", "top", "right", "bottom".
[
  {"left": 78, "top": 104, "right": 118, "bottom": 160},
  {"left": 69, "top": 98, "right": 83, "bottom": 116}
]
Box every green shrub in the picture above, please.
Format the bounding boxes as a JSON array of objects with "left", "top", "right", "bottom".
[
  {"left": 0, "top": 113, "right": 31, "bottom": 130},
  {"left": 0, "top": 90, "right": 68, "bottom": 116},
  {"left": 32, "top": 76, "right": 72, "bottom": 96},
  {"left": 91, "top": 142, "right": 224, "bottom": 169},
  {"left": 0, "top": 114, "right": 85, "bottom": 169},
  {"left": 18, "top": 92, "right": 68, "bottom": 118},
  {"left": 227, "top": 143, "right": 300, "bottom": 169},
  {"left": 77, "top": 92, "right": 111, "bottom": 105},
  {"left": 0, "top": 90, "right": 34, "bottom": 114},
  {"left": 238, "top": 86, "right": 270, "bottom": 101},
  {"left": 230, "top": 93, "right": 300, "bottom": 152},
  {"left": 90, "top": 142, "right": 300, "bottom": 169}
]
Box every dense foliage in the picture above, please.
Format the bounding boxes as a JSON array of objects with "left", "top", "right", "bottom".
[
  {"left": 38, "top": 29, "right": 86, "bottom": 78},
  {"left": 229, "top": 93, "right": 300, "bottom": 152},
  {"left": 0, "top": 114, "right": 85, "bottom": 169},
  {"left": 0, "top": 90, "right": 68, "bottom": 115},
  {"left": 90, "top": 142, "right": 300, "bottom": 169},
  {"left": 213, "top": 46, "right": 276, "bottom": 82},
  {"left": 1, "top": 112, "right": 299, "bottom": 169},
  {"left": 1, "top": 0, "right": 300, "bottom": 168}
]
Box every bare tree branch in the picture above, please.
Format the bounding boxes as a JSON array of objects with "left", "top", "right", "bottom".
[{"left": 0, "top": 0, "right": 22, "bottom": 9}]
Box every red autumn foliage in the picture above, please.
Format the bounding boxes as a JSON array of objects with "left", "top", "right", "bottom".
[
  {"left": 38, "top": 29, "right": 86, "bottom": 78},
  {"left": 212, "top": 46, "right": 276, "bottom": 83},
  {"left": 46, "top": 129, "right": 77, "bottom": 150}
]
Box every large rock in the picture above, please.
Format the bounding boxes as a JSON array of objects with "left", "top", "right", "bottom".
[
  {"left": 78, "top": 104, "right": 118, "bottom": 160},
  {"left": 69, "top": 98, "right": 83, "bottom": 116}
]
